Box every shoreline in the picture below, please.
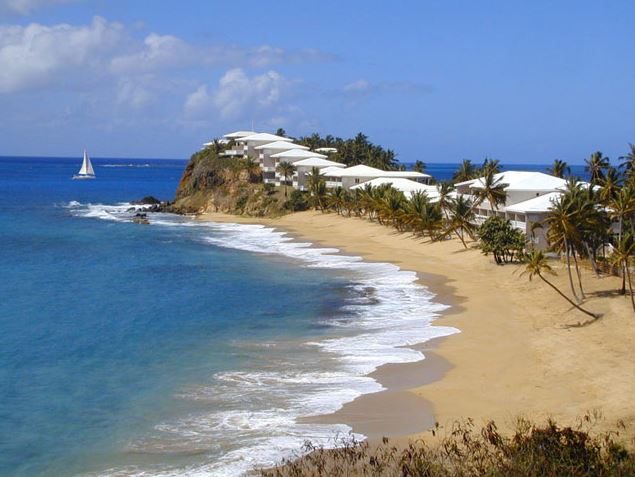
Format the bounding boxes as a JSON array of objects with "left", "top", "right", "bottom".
[{"left": 196, "top": 210, "right": 635, "bottom": 446}]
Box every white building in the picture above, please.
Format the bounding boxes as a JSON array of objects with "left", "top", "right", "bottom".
[
  {"left": 350, "top": 177, "right": 444, "bottom": 201},
  {"left": 222, "top": 132, "right": 293, "bottom": 159},
  {"left": 320, "top": 164, "right": 431, "bottom": 190},
  {"left": 456, "top": 171, "right": 594, "bottom": 249},
  {"left": 292, "top": 158, "right": 346, "bottom": 191},
  {"left": 254, "top": 141, "right": 309, "bottom": 183}
]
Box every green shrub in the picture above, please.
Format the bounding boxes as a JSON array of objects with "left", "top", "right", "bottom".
[
  {"left": 284, "top": 190, "right": 309, "bottom": 211},
  {"left": 478, "top": 216, "right": 526, "bottom": 264}
]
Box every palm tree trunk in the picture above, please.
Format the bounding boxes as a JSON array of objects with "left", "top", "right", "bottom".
[
  {"left": 538, "top": 273, "right": 598, "bottom": 319},
  {"left": 571, "top": 249, "right": 586, "bottom": 299},
  {"left": 584, "top": 242, "right": 601, "bottom": 277},
  {"left": 621, "top": 262, "right": 627, "bottom": 295},
  {"left": 564, "top": 239, "right": 581, "bottom": 303},
  {"left": 457, "top": 228, "right": 468, "bottom": 248},
  {"left": 626, "top": 259, "right": 635, "bottom": 312}
]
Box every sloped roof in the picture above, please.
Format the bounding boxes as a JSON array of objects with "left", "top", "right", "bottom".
[
  {"left": 238, "top": 133, "right": 293, "bottom": 143},
  {"left": 319, "top": 164, "right": 429, "bottom": 178},
  {"left": 505, "top": 191, "right": 562, "bottom": 213},
  {"left": 349, "top": 177, "right": 454, "bottom": 201},
  {"left": 254, "top": 141, "right": 308, "bottom": 151},
  {"left": 293, "top": 158, "right": 346, "bottom": 168},
  {"left": 467, "top": 171, "right": 567, "bottom": 191},
  {"left": 271, "top": 149, "right": 327, "bottom": 159},
  {"left": 223, "top": 130, "right": 257, "bottom": 139},
  {"left": 315, "top": 147, "right": 338, "bottom": 153},
  {"left": 320, "top": 164, "right": 385, "bottom": 177}
]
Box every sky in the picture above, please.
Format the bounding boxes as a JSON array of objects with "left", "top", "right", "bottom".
[{"left": 0, "top": 0, "right": 634, "bottom": 163}]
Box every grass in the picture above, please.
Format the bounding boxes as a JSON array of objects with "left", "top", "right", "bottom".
[{"left": 261, "top": 416, "right": 634, "bottom": 476}]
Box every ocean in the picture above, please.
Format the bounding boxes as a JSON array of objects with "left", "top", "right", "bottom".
[{"left": 0, "top": 156, "right": 459, "bottom": 476}]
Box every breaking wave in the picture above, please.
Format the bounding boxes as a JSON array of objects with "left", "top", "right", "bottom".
[{"left": 69, "top": 202, "right": 458, "bottom": 476}]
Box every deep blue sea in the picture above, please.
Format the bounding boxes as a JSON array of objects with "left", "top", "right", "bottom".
[{"left": 0, "top": 157, "right": 460, "bottom": 476}]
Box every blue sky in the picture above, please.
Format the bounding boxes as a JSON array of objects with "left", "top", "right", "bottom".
[{"left": 1, "top": 0, "right": 634, "bottom": 163}]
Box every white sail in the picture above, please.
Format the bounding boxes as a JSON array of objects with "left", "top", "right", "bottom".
[{"left": 78, "top": 150, "right": 95, "bottom": 176}]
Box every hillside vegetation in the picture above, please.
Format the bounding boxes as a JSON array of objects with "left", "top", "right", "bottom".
[{"left": 169, "top": 148, "right": 297, "bottom": 216}]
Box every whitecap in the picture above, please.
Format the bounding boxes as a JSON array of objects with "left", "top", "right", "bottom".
[{"left": 73, "top": 204, "right": 459, "bottom": 476}]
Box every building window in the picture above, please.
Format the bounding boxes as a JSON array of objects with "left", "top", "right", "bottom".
[{"left": 355, "top": 178, "right": 360, "bottom": 184}]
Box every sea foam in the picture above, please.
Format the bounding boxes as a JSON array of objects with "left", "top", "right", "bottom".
[{"left": 70, "top": 202, "right": 459, "bottom": 477}]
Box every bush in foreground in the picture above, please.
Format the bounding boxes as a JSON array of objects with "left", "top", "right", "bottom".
[{"left": 261, "top": 418, "right": 633, "bottom": 476}]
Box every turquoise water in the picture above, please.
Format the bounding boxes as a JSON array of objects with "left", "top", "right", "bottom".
[{"left": 0, "top": 157, "right": 457, "bottom": 476}]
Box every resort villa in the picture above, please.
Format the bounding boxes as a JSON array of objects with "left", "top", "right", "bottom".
[
  {"left": 205, "top": 131, "right": 592, "bottom": 250},
  {"left": 211, "top": 130, "right": 431, "bottom": 189},
  {"left": 455, "top": 171, "right": 590, "bottom": 249}
]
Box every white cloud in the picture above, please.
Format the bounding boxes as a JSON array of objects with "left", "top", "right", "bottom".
[
  {"left": 212, "top": 68, "right": 286, "bottom": 119},
  {"left": 0, "top": 17, "right": 334, "bottom": 95},
  {"left": 116, "top": 78, "right": 154, "bottom": 109},
  {"left": 0, "top": 0, "right": 79, "bottom": 15},
  {"left": 183, "top": 84, "right": 212, "bottom": 118},
  {"left": 0, "top": 16, "right": 126, "bottom": 93},
  {"left": 184, "top": 68, "right": 291, "bottom": 120},
  {"left": 110, "top": 33, "right": 198, "bottom": 74},
  {"left": 343, "top": 79, "right": 370, "bottom": 92}
]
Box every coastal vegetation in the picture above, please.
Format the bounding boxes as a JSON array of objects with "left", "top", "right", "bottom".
[
  {"left": 296, "top": 132, "right": 399, "bottom": 170},
  {"left": 262, "top": 417, "right": 634, "bottom": 476}
]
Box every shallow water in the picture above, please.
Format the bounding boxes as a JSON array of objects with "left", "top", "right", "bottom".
[{"left": 1, "top": 157, "right": 458, "bottom": 476}]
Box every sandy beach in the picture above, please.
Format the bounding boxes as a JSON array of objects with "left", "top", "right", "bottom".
[{"left": 199, "top": 210, "right": 635, "bottom": 444}]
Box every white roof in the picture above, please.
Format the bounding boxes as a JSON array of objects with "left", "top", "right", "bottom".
[
  {"left": 506, "top": 192, "right": 562, "bottom": 213},
  {"left": 320, "top": 164, "right": 384, "bottom": 177},
  {"left": 271, "top": 149, "right": 327, "bottom": 160},
  {"left": 223, "top": 130, "right": 257, "bottom": 139},
  {"left": 254, "top": 141, "right": 308, "bottom": 151},
  {"left": 320, "top": 164, "right": 428, "bottom": 179},
  {"left": 349, "top": 177, "right": 455, "bottom": 202},
  {"left": 238, "top": 133, "right": 293, "bottom": 143},
  {"left": 315, "top": 147, "right": 338, "bottom": 153},
  {"left": 379, "top": 170, "right": 430, "bottom": 179},
  {"left": 460, "top": 171, "right": 567, "bottom": 191},
  {"left": 350, "top": 177, "right": 432, "bottom": 194},
  {"left": 293, "top": 158, "right": 346, "bottom": 168}
]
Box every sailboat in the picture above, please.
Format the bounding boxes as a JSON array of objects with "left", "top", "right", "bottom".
[{"left": 73, "top": 150, "right": 96, "bottom": 180}]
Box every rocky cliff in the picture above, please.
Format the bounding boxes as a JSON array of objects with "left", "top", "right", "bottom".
[{"left": 169, "top": 148, "right": 292, "bottom": 216}]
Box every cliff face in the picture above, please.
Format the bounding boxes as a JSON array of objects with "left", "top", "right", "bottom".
[{"left": 169, "top": 149, "right": 288, "bottom": 216}]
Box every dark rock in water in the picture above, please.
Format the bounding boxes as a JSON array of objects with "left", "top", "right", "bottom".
[
  {"left": 131, "top": 196, "right": 161, "bottom": 205},
  {"left": 127, "top": 207, "right": 136, "bottom": 212},
  {"left": 132, "top": 212, "right": 150, "bottom": 224}
]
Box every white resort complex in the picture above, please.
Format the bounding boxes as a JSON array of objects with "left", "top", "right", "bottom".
[
  {"left": 209, "top": 130, "right": 431, "bottom": 190},
  {"left": 205, "top": 131, "right": 594, "bottom": 250}
]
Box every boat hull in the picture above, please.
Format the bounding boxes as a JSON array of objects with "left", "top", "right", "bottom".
[{"left": 72, "top": 175, "right": 96, "bottom": 180}]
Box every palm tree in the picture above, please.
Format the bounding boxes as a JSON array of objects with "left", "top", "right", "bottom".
[
  {"left": 544, "top": 192, "right": 583, "bottom": 303},
  {"left": 548, "top": 159, "right": 570, "bottom": 178},
  {"left": 275, "top": 128, "right": 287, "bottom": 138},
  {"left": 521, "top": 250, "right": 599, "bottom": 319},
  {"left": 598, "top": 167, "right": 621, "bottom": 205},
  {"left": 608, "top": 185, "right": 635, "bottom": 242},
  {"left": 480, "top": 157, "right": 501, "bottom": 176},
  {"left": 414, "top": 160, "right": 426, "bottom": 173},
  {"left": 584, "top": 151, "right": 610, "bottom": 185},
  {"left": 609, "top": 234, "right": 635, "bottom": 309},
  {"left": 452, "top": 159, "right": 476, "bottom": 183},
  {"left": 306, "top": 167, "right": 326, "bottom": 210},
  {"left": 473, "top": 170, "right": 508, "bottom": 212},
  {"left": 436, "top": 181, "right": 455, "bottom": 220},
  {"left": 443, "top": 196, "right": 477, "bottom": 248},
  {"left": 618, "top": 143, "right": 635, "bottom": 180},
  {"left": 276, "top": 161, "right": 296, "bottom": 198}
]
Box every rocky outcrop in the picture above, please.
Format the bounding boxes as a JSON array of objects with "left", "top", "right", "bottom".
[
  {"left": 131, "top": 196, "right": 161, "bottom": 205},
  {"left": 167, "top": 148, "right": 289, "bottom": 217}
]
